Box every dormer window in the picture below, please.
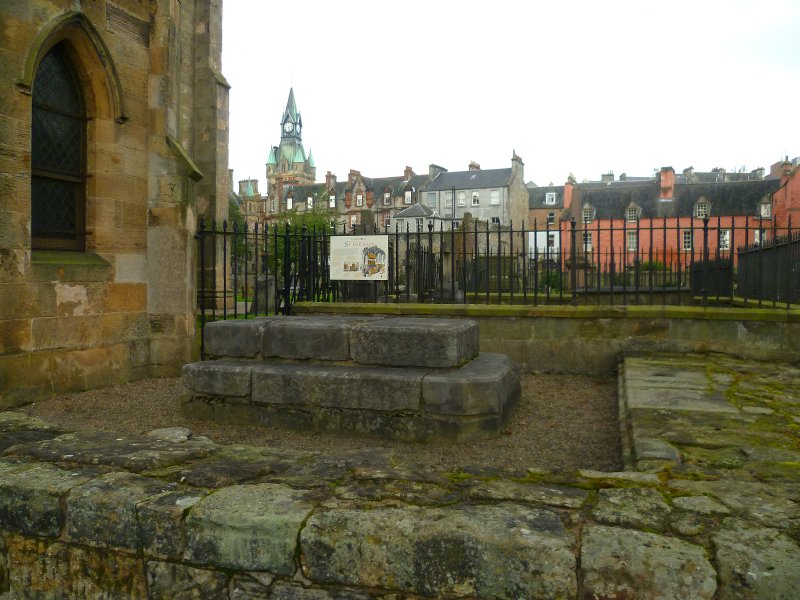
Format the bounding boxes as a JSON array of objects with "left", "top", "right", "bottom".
[
  {"left": 404, "top": 190, "right": 412, "bottom": 204},
  {"left": 356, "top": 193, "right": 363, "bottom": 207},
  {"left": 582, "top": 206, "right": 594, "bottom": 224},
  {"left": 286, "top": 194, "right": 294, "bottom": 210},
  {"left": 626, "top": 207, "right": 639, "bottom": 222},
  {"left": 307, "top": 196, "right": 313, "bottom": 210},
  {"left": 383, "top": 192, "right": 391, "bottom": 205},
  {"left": 695, "top": 201, "right": 709, "bottom": 219},
  {"left": 329, "top": 194, "right": 336, "bottom": 209},
  {"left": 759, "top": 202, "right": 772, "bottom": 218},
  {"left": 545, "top": 192, "right": 556, "bottom": 205}
]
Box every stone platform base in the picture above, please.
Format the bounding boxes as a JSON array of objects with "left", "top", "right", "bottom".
[{"left": 182, "top": 316, "right": 520, "bottom": 442}]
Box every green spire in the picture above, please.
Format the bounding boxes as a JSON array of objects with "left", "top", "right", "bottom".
[
  {"left": 308, "top": 151, "right": 315, "bottom": 168},
  {"left": 283, "top": 88, "right": 298, "bottom": 124},
  {"left": 267, "top": 146, "right": 277, "bottom": 165}
]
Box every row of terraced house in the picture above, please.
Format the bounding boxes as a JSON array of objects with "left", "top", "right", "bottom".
[{"left": 232, "top": 90, "right": 799, "bottom": 267}]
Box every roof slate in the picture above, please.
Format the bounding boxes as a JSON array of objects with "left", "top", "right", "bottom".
[
  {"left": 394, "top": 203, "right": 439, "bottom": 219},
  {"left": 528, "top": 186, "right": 565, "bottom": 209},
  {"left": 423, "top": 168, "right": 512, "bottom": 192},
  {"left": 577, "top": 179, "right": 780, "bottom": 219}
]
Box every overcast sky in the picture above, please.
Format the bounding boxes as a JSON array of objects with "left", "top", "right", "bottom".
[{"left": 223, "top": 0, "right": 799, "bottom": 191}]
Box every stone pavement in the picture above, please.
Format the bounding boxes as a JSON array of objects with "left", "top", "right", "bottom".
[{"left": 0, "top": 353, "right": 797, "bottom": 598}]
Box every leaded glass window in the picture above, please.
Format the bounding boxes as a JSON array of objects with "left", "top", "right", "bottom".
[{"left": 31, "top": 44, "right": 86, "bottom": 250}]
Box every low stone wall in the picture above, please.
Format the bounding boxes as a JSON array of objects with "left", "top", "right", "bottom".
[
  {"left": 1, "top": 352, "right": 799, "bottom": 598},
  {"left": 293, "top": 303, "right": 800, "bottom": 374},
  {"left": 0, "top": 416, "right": 726, "bottom": 600}
]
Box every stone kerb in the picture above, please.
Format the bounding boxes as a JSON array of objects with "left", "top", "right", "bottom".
[{"left": 187, "top": 316, "right": 517, "bottom": 441}]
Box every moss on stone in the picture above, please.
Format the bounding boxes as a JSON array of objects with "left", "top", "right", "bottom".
[{"left": 294, "top": 301, "right": 799, "bottom": 324}]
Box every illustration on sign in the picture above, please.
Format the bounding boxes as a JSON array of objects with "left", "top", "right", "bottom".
[{"left": 330, "top": 235, "right": 389, "bottom": 280}]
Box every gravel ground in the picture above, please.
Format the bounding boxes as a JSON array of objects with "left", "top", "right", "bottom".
[{"left": 18, "top": 373, "right": 622, "bottom": 472}]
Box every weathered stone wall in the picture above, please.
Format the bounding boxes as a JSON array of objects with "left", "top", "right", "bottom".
[
  {"left": 0, "top": 0, "right": 229, "bottom": 407},
  {"left": 2, "top": 348, "right": 799, "bottom": 600},
  {"left": 294, "top": 303, "right": 800, "bottom": 374}
]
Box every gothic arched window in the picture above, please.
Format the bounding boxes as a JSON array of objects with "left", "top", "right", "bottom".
[{"left": 31, "top": 44, "right": 86, "bottom": 250}]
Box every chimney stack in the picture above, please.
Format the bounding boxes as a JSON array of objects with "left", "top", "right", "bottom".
[
  {"left": 404, "top": 165, "right": 414, "bottom": 180},
  {"left": 468, "top": 161, "right": 481, "bottom": 171},
  {"left": 429, "top": 164, "right": 447, "bottom": 179},
  {"left": 564, "top": 177, "right": 575, "bottom": 209},
  {"left": 511, "top": 151, "right": 523, "bottom": 171},
  {"left": 658, "top": 166, "right": 675, "bottom": 201},
  {"left": 325, "top": 170, "right": 336, "bottom": 190}
]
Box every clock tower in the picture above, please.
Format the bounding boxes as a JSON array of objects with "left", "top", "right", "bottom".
[{"left": 266, "top": 88, "right": 316, "bottom": 214}]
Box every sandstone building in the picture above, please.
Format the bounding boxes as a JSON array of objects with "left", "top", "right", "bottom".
[{"left": 0, "top": 0, "right": 230, "bottom": 406}]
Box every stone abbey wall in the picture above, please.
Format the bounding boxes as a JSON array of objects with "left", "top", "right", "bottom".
[{"left": 0, "top": 0, "right": 229, "bottom": 408}]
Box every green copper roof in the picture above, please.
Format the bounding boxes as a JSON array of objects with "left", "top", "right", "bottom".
[
  {"left": 283, "top": 88, "right": 298, "bottom": 123},
  {"left": 308, "top": 151, "right": 315, "bottom": 168},
  {"left": 294, "top": 146, "right": 306, "bottom": 163},
  {"left": 267, "top": 147, "right": 277, "bottom": 165}
]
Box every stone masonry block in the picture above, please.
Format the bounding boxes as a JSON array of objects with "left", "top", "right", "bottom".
[
  {"left": 422, "top": 353, "right": 520, "bottom": 416},
  {"left": 137, "top": 489, "right": 208, "bottom": 561},
  {"left": 350, "top": 317, "right": 479, "bottom": 368},
  {"left": 252, "top": 363, "right": 424, "bottom": 411},
  {"left": 146, "top": 561, "right": 229, "bottom": 600},
  {"left": 184, "top": 483, "right": 316, "bottom": 574},
  {"left": 0, "top": 460, "right": 96, "bottom": 538},
  {"left": 262, "top": 316, "right": 373, "bottom": 361},
  {"left": 301, "top": 503, "right": 576, "bottom": 598},
  {"left": 183, "top": 361, "right": 252, "bottom": 397},
  {"left": 66, "top": 472, "right": 174, "bottom": 551},
  {"left": 581, "top": 525, "right": 716, "bottom": 599},
  {"left": 205, "top": 319, "right": 273, "bottom": 358}
]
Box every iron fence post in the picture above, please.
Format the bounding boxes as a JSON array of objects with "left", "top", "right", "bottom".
[{"left": 570, "top": 218, "right": 577, "bottom": 305}]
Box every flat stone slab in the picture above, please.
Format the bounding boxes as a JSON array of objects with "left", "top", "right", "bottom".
[
  {"left": 204, "top": 318, "right": 274, "bottom": 358},
  {"left": 350, "top": 317, "right": 479, "bottom": 368},
  {"left": 620, "top": 353, "right": 800, "bottom": 475},
  {"left": 422, "top": 353, "right": 519, "bottom": 415},
  {"left": 251, "top": 362, "right": 427, "bottom": 411},
  {"left": 205, "top": 316, "right": 480, "bottom": 368},
  {"left": 3, "top": 431, "right": 215, "bottom": 473},
  {"left": 713, "top": 518, "right": 800, "bottom": 600},
  {"left": 183, "top": 352, "right": 519, "bottom": 441},
  {"left": 262, "top": 315, "right": 374, "bottom": 361}
]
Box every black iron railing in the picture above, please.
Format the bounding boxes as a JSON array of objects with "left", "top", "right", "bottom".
[{"left": 195, "top": 215, "right": 797, "bottom": 352}]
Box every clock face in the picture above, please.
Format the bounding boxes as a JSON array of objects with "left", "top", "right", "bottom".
[{"left": 283, "top": 122, "right": 294, "bottom": 133}]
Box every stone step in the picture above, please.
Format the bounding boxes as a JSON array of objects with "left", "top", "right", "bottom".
[
  {"left": 182, "top": 353, "right": 519, "bottom": 442},
  {"left": 204, "top": 316, "right": 480, "bottom": 368}
]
